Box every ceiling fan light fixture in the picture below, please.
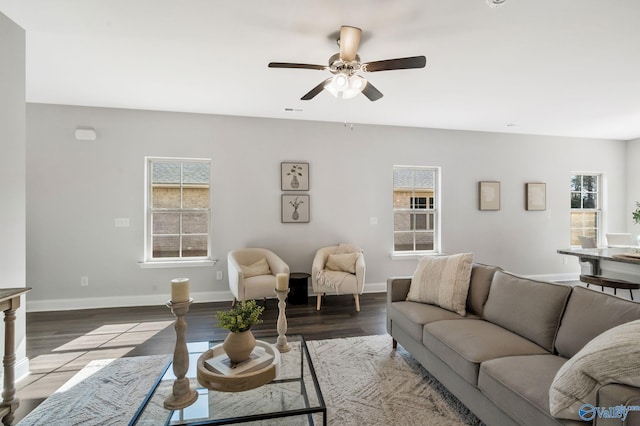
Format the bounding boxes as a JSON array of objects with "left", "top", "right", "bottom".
[{"left": 325, "top": 74, "right": 367, "bottom": 99}]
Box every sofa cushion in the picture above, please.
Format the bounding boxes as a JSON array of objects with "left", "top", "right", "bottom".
[
  {"left": 240, "top": 257, "right": 272, "bottom": 278},
  {"left": 466, "top": 263, "right": 502, "bottom": 317},
  {"left": 388, "top": 301, "right": 471, "bottom": 342},
  {"left": 549, "top": 319, "right": 640, "bottom": 420},
  {"left": 407, "top": 253, "right": 473, "bottom": 316},
  {"left": 555, "top": 285, "right": 640, "bottom": 359},
  {"left": 479, "top": 355, "right": 568, "bottom": 426},
  {"left": 423, "top": 319, "right": 550, "bottom": 385},
  {"left": 483, "top": 271, "right": 571, "bottom": 352}
]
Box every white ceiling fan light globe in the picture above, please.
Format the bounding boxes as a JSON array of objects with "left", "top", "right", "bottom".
[
  {"left": 325, "top": 73, "right": 350, "bottom": 98},
  {"left": 334, "top": 74, "right": 349, "bottom": 89},
  {"left": 342, "top": 75, "right": 367, "bottom": 99}
]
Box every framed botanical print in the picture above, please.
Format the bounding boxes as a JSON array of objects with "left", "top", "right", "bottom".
[
  {"left": 281, "top": 194, "right": 310, "bottom": 223},
  {"left": 281, "top": 162, "right": 309, "bottom": 191}
]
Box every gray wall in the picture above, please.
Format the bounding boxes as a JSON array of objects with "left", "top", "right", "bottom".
[
  {"left": 26, "top": 104, "right": 628, "bottom": 311},
  {"left": 0, "top": 12, "right": 28, "bottom": 377}
]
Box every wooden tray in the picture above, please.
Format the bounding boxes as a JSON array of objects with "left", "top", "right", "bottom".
[{"left": 196, "top": 340, "right": 280, "bottom": 392}]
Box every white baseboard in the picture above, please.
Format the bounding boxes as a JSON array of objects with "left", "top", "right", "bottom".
[
  {"left": 26, "top": 290, "right": 235, "bottom": 312},
  {"left": 26, "top": 283, "right": 389, "bottom": 312},
  {"left": 26, "top": 275, "right": 579, "bottom": 312},
  {"left": 363, "top": 282, "right": 386, "bottom": 293}
]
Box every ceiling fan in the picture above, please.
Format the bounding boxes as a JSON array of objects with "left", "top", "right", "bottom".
[{"left": 268, "top": 26, "right": 426, "bottom": 102}]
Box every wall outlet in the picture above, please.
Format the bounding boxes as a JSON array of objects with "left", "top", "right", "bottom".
[
  {"left": 81, "top": 276, "right": 89, "bottom": 287},
  {"left": 216, "top": 271, "right": 223, "bottom": 280}
]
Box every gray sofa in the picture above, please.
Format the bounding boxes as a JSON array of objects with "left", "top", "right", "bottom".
[{"left": 387, "top": 264, "right": 640, "bottom": 426}]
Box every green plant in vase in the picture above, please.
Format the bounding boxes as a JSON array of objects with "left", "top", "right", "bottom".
[
  {"left": 217, "top": 300, "right": 264, "bottom": 363},
  {"left": 633, "top": 202, "right": 640, "bottom": 225}
]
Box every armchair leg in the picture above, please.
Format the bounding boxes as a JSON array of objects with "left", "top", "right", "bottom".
[
  {"left": 316, "top": 293, "right": 323, "bottom": 311},
  {"left": 231, "top": 298, "right": 237, "bottom": 307},
  {"left": 392, "top": 338, "right": 398, "bottom": 349},
  {"left": 354, "top": 294, "right": 360, "bottom": 312}
]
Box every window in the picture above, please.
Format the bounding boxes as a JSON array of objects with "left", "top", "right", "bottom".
[
  {"left": 393, "top": 166, "right": 440, "bottom": 253},
  {"left": 570, "top": 173, "right": 601, "bottom": 246},
  {"left": 145, "top": 158, "right": 211, "bottom": 261}
]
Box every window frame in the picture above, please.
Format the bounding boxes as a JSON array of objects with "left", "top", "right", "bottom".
[
  {"left": 570, "top": 172, "right": 602, "bottom": 247},
  {"left": 144, "top": 157, "right": 212, "bottom": 264},
  {"left": 392, "top": 165, "right": 441, "bottom": 256}
]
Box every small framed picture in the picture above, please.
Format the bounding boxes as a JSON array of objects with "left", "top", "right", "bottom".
[
  {"left": 479, "top": 181, "right": 500, "bottom": 211},
  {"left": 281, "top": 162, "right": 309, "bottom": 191},
  {"left": 526, "top": 183, "right": 546, "bottom": 211},
  {"left": 281, "top": 194, "right": 310, "bottom": 223}
]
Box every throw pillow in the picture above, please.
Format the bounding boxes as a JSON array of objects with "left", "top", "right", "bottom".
[
  {"left": 549, "top": 319, "right": 640, "bottom": 420},
  {"left": 325, "top": 252, "right": 358, "bottom": 274},
  {"left": 240, "top": 258, "right": 272, "bottom": 278},
  {"left": 406, "top": 253, "right": 473, "bottom": 316}
]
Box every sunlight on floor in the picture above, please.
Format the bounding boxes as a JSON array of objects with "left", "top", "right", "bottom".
[{"left": 20, "top": 320, "right": 174, "bottom": 401}]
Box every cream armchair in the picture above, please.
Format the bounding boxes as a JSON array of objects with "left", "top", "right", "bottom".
[
  {"left": 312, "top": 244, "right": 365, "bottom": 312},
  {"left": 227, "top": 248, "right": 290, "bottom": 306}
]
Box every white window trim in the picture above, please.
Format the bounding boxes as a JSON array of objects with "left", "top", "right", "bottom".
[
  {"left": 392, "top": 165, "right": 442, "bottom": 257},
  {"left": 142, "top": 157, "right": 213, "bottom": 265},
  {"left": 570, "top": 171, "right": 603, "bottom": 247}
]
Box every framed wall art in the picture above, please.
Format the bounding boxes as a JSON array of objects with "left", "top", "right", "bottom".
[
  {"left": 479, "top": 181, "right": 500, "bottom": 211},
  {"left": 281, "top": 162, "right": 309, "bottom": 191},
  {"left": 526, "top": 183, "right": 546, "bottom": 211},
  {"left": 281, "top": 194, "right": 310, "bottom": 223}
]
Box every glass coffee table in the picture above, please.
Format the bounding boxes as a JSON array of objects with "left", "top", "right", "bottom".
[{"left": 129, "top": 335, "right": 326, "bottom": 425}]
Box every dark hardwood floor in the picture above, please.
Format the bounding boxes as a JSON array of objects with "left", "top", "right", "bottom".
[{"left": 16, "top": 292, "right": 388, "bottom": 423}]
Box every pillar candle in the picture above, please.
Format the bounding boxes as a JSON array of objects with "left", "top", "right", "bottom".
[
  {"left": 276, "top": 273, "right": 288, "bottom": 291},
  {"left": 171, "top": 278, "right": 190, "bottom": 303}
]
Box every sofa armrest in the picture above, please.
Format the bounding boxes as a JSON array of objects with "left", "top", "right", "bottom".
[
  {"left": 387, "top": 277, "right": 412, "bottom": 303},
  {"left": 595, "top": 384, "right": 640, "bottom": 426}
]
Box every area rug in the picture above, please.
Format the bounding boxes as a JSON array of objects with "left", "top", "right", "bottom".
[{"left": 18, "top": 335, "right": 483, "bottom": 426}]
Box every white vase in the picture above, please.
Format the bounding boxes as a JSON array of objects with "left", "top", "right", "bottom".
[{"left": 222, "top": 330, "right": 256, "bottom": 363}]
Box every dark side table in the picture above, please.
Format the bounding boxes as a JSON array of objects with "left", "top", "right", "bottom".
[{"left": 288, "top": 272, "right": 311, "bottom": 305}]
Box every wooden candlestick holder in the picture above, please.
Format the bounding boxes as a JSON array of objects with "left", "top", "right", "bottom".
[
  {"left": 274, "top": 289, "right": 291, "bottom": 353},
  {"left": 164, "top": 299, "right": 198, "bottom": 410}
]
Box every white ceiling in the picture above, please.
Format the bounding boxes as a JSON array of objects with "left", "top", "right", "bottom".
[{"left": 2, "top": 0, "right": 640, "bottom": 140}]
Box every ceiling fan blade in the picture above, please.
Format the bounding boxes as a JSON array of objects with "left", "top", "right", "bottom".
[
  {"left": 301, "top": 78, "right": 332, "bottom": 100},
  {"left": 339, "top": 26, "right": 362, "bottom": 62},
  {"left": 361, "top": 81, "right": 383, "bottom": 102},
  {"left": 268, "top": 62, "right": 327, "bottom": 71},
  {"left": 362, "top": 56, "right": 426, "bottom": 72}
]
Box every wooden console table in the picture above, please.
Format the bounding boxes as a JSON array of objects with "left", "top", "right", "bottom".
[{"left": 0, "top": 288, "right": 30, "bottom": 426}]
